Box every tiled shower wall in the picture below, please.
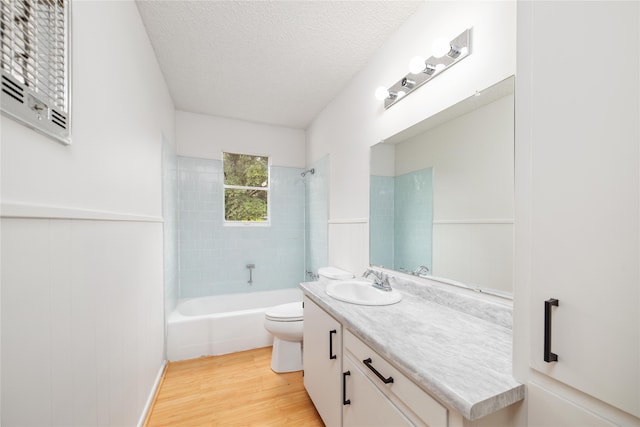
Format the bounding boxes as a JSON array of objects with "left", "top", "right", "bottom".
[
  {"left": 370, "top": 175, "right": 395, "bottom": 268},
  {"left": 369, "top": 168, "right": 433, "bottom": 272},
  {"left": 162, "top": 137, "right": 179, "bottom": 314},
  {"left": 305, "top": 155, "right": 329, "bottom": 276},
  {"left": 178, "top": 157, "right": 306, "bottom": 297},
  {"left": 394, "top": 168, "right": 433, "bottom": 273}
]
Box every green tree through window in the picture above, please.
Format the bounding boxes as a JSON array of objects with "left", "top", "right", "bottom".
[{"left": 223, "top": 152, "right": 269, "bottom": 222}]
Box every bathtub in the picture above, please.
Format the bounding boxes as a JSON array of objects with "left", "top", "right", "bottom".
[{"left": 167, "top": 287, "right": 303, "bottom": 361}]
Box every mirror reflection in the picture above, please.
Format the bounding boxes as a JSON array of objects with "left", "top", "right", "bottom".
[{"left": 370, "top": 76, "right": 514, "bottom": 295}]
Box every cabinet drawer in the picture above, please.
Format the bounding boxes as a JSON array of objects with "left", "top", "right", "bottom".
[
  {"left": 344, "top": 329, "right": 447, "bottom": 427},
  {"left": 343, "top": 355, "right": 413, "bottom": 426}
]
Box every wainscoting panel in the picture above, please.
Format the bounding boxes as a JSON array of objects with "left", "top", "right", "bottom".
[{"left": 1, "top": 217, "right": 164, "bottom": 426}]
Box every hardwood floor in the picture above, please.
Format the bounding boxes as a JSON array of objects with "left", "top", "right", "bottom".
[{"left": 145, "top": 347, "right": 324, "bottom": 426}]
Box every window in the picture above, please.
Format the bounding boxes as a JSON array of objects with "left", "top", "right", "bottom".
[
  {"left": 1, "top": 0, "right": 71, "bottom": 144},
  {"left": 223, "top": 152, "right": 270, "bottom": 223}
]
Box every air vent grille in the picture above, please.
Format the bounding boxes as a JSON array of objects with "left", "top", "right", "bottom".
[
  {"left": 0, "top": 0, "right": 70, "bottom": 145},
  {"left": 1, "top": 74, "right": 24, "bottom": 103},
  {"left": 50, "top": 108, "right": 67, "bottom": 130},
  {"left": 2, "top": 69, "right": 70, "bottom": 143}
]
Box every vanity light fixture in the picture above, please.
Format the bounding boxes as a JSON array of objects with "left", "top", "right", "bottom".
[
  {"left": 408, "top": 57, "right": 436, "bottom": 75},
  {"left": 432, "top": 37, "right": 456, "bottom": 58},
  {"left": 375, "top": 28, "right": 472, "bottom": 109},
  {"left": 375, "top": 87, "right": 407, "bottom": 101},
  {"left": 375, "top": 87, "right": 393, "bottom": 101}
]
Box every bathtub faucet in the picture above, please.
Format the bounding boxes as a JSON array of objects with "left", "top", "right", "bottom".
[{"left": 246, "top": 263, "right": 255, "bottom": 285}]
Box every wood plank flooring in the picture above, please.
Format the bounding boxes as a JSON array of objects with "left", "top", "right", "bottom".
[{"left": 145, "top": 346, "right": 324, "bottom": 426}]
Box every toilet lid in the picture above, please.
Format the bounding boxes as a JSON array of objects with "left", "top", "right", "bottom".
[{"left": 265, "top": 302, "right": 303, "bottom": 321}]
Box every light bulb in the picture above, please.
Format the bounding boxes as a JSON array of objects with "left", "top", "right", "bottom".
[
  {"left": 432, "top": 37, "right": 451, "bottom": 58},
  {"left": 396, "top": 90, "right": 406, "bottom": 99},
  {"left": 459, "top": 46, "right": 469, "bottom": 56},
  {"left": 435, "top": 63, "right": 446, "bottom": 73},
  {"left": 375, "top": 86, "right": 390, "bottom": 100},
  {"left": 408, "top": 56, "right": 426, "bottom": 74}
]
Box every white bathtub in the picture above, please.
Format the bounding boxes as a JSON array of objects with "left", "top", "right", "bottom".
[{"left": 167, "top": 287, "right": 303, "bottom": 361}]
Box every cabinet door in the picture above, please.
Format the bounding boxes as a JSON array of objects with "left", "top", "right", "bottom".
[
  {"left": 303, "top": 296, "right": 342, "bottom": 426},
  {"left": 527, "top": 383, "right": 616, "bottom": 427},
  {"left": 519, "top": 1, "right": 639, "bottom": 418},
  {"left": 342, "top": 356, "right": 412, "bottom": 427}
]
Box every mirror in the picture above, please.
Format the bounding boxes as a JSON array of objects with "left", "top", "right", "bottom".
[{"left": 370, "top": 76, "right": 514, "bottom": 296}]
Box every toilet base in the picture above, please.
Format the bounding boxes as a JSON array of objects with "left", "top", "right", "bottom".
[{"left": 271, "top": 338, "right": 302, "bottom": 373}]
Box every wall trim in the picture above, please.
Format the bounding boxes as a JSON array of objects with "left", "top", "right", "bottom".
[
  {"left": 0, "top": 201, "right": 163, "bottom": 222},
  {"left": 137, "top": 360, "right": 168, "bottom": 427},
  {"left": 328, "top": 217, "right": 368, "bottom": 224},
  {"left": 433, "top": 219, "right": 514, "bottom": 224}
]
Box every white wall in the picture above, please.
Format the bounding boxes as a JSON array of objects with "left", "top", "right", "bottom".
[
  {"left": 396, "top": 93, "right": 514, "bottom": 292},
  {"left": 2, "top": 5, "right": 174, "bottom": 216},
  {"left": 395, "top": 94, "right": 514, "bottom": 222},
  {"left": 2, "top": 219, "right": 164, "bottom": 426},
  {"left": 176, "top": 111, "right": 305, "bottom": 167},
  {"left": 370, "top": 143, "right": 395, "bottom": 177},
  {"left": 1, "top": 0, "right": 174, "bottom": 425},
  {"left": 306, "top": 1, "right": 516, "bottom": 276}
]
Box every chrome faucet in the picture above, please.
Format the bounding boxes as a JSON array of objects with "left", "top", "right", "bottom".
[
  {"left": 412, "top": 265, "right": 430, "bottom": 277},
  {"left": 363, "top": 268, "right": 393, "bottom": 292}
]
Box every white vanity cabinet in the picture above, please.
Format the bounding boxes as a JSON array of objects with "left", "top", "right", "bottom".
[
  {"left": 343, "top": 330, "right": 448, "bottom": 427},
  {"left": 516, "top": 1, "right": 640, "bottom": 424},
  {"left": 304, "top": 297, "right": 449, "bottom": 427},
  {"left": 303, "top": 296, "right": 343, "bottom": 426}
]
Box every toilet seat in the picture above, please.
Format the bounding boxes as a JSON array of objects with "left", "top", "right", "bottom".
[{"left": 265, "top": 302, "right": 303, "bottom": 322}]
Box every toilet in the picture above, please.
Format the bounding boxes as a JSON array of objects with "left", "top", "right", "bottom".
[
  {"left": 264, "top": 267, "right": 354, "bottom": 373},
  {"left": 264, "top": 301, "right": 304, "bottom": 373}
]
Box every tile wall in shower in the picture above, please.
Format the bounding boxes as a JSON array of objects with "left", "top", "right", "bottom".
[
  {"left": 305, "top": 155, "right": 329, "bottom": 277},
  {"left": 178, "top": 157, "right": 305, "bottom": 297},
  {"left": 394, "top": 167, "right": 433, "bottom": 273},
  {"left": 370, "top": 174, "right": 395, "bottom": 268},
  {"left": 370, "top": 168, "right": 433, "bottom": 273},
  {"left": 162, "top": 137, "right": 179, "bottom": 313}
]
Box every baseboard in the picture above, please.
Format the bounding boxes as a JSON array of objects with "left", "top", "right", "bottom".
[{"left": 137, "top": 360, "right": 168, "bottom": 427}]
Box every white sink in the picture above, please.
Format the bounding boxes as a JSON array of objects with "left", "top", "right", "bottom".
[{"left": 325, "top": 279, "right": 402, "bottom": 306}]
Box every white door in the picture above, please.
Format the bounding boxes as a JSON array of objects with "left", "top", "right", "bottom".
[{"left": 519, "top": 1, "right": 639, "bottom": 418}]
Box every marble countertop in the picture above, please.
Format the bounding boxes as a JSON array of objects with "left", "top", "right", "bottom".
[{"left": 300, "top": 278, "right": 524, "bottom": 421}]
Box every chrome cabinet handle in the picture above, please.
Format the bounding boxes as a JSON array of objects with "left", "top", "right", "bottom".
[
  {"left": 342, "top": 371, "right": 351, "bottom": 405},
  {"left": 544, "top": 298, "right": 559, "bottom": 363},
  {"left": 329, "top": 329, "right": 337, "bottom": 360},
  {"left": 363, "top": 358, "right": 394, "bottom": 384}
]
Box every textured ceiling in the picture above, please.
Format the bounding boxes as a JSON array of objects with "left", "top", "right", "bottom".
[{"left": 136, "top": 1, "right": 422, "bottom": 129}]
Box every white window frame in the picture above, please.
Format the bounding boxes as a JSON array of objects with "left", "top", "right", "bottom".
[
  {"left": 222, "top": 151, "right": 271, "bottom": 227},
  {"left": 1, "top": 0, "right": 71, "bottom": 145}
]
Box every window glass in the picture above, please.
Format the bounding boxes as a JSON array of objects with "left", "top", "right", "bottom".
[{"left": 223, "top": 152, "right": 269, "bottom": 223}]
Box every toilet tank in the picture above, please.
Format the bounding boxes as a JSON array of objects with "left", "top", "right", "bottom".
[{"left": 317, "top": 267, "right": 354, "bottom": 284}]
